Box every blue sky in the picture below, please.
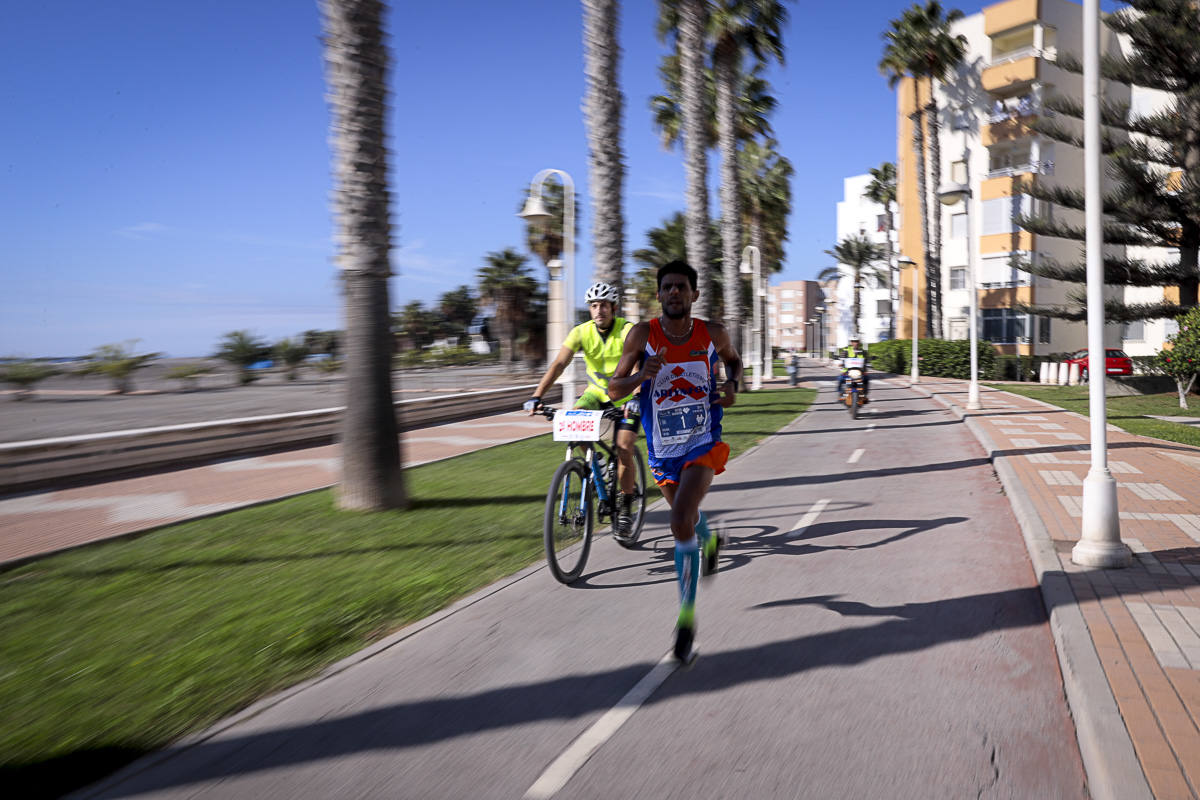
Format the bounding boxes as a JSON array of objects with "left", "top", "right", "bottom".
[{"left": 3, "top": 0, "right": 1112, "bottom": 357}]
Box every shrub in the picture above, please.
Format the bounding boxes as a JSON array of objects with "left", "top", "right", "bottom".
[
  {"left": 1157, "top": 307, "right": 1200, "bottom": 409},
  {"left": 863, "top": 338, "right": 996, "bottom": 380},
  {"left": 164, "top": 364, "right": 214, "bottom": 391},
  {"left": 76, "top": 341, "right": 160, "bottom": 394},
  {"left": 1, "top": 359, "right": 61, "bottom": 400}
]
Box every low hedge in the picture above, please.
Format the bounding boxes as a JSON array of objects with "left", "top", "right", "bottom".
[{"left": 865, "top": 338, "right": 998, "bottom": 380}]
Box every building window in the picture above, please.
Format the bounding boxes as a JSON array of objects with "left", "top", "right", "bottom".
[
  {"left": 780, "top": 302, "right": 793, "bottom": 311},
  {"left": 876, "top": 299, "right": 891, "bottom": 316},
  {"left": 950, "top": 268, "right": 967, "bottom": 290},
  {"left": 876, "top": 214, "right": 888, "bottom": 233},
  {"left": 981, "top": 195, "right": 1033, "bottom": 236},
  {"left": 1039, "top": 316, "right": 1051, "bottom": 344},
  {"left": 782, "top": 290, "right": 794, "bottom": 298},
  {"left": 982, "top": 308, "right": 1029, "bottom": 344},
  {"left": 951, "top": 213, "right": 967, "bottom": 239},
  {"left": 1123, "top": 320, "right": 1145, "bottom": 342}
]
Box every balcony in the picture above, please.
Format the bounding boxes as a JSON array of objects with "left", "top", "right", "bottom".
[
  {"left": 984, "top": 0, "right": 1038, "bottom": 37},
  {"left": 986, "top": 92, "right": 1040, "bottom": 123},
  {"left": 986, "top": 160, "right": 1054, "bottom": 179},
  {"left": 982, "top": 55, "right": 1039, "bottom": 93}
]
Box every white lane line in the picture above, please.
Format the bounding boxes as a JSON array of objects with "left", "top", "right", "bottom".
[
  {"left": 867, "top": 423, "right": 877, "bottom": 431},
  {"left": 787, "top": 497, "right": 831, "bottom": 539},
  {"left": 525, "top": 654, "right": 679, "bottom": 799},
  {"left": 847, "top": 448, "right": 865, "bottom": 464}
]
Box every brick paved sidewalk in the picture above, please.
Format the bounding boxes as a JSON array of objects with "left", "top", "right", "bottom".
[
  {"left": 0, "top": 411, "right": 552, "bottom": 567},
  {"left": 897, "top": 375, "right": 1200, "bottom": 800}
]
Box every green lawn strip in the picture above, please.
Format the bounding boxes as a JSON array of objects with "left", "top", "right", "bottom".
[
  {"left": 0, "top": 386, "right": 812, "bottom": 796},
  {"left": 986, "top": 384, "right": 1200, "bottom": 448}
]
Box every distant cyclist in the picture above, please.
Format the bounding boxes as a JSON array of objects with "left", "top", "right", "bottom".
[
  {"left": 837, "top": 335, "right": 870, "bottom": 404},
  {"left": 524, "top": 281, "right": 641, "bottom": 540},
  {"left": 608, "top": 260, "right": 742, "bottom": 662}
]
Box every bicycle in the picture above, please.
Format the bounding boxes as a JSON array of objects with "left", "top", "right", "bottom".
[{"left": 536, "top": 403, "right": 648, "bottom": 584}]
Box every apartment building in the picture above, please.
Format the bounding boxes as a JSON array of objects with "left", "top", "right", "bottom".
[
  {"left": 832, "top": 174, "right": 900, "bottom": 347},
  {"left": 767, "top": 280, "right": 824, "bottom": 355},
  {"left": 895, "top": 0, "right": 1172, "bottom": 357}
]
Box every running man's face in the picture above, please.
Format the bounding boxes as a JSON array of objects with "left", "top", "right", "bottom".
[
  {"left": 589, "top": 300, "right": 614, "bottom": 330},
  {"left": 657, "top": 274, "right": 697, "bottom": 320}
]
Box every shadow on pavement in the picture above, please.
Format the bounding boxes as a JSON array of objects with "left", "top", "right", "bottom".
[{"left": 63, "top": 579, "right": 1057, "bottom": 798}]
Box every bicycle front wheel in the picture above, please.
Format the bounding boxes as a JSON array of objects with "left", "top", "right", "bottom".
[{"left": 543, "top": 459, "right": 594, "bottom": 583}]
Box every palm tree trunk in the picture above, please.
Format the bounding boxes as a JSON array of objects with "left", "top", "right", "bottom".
[
  {"left": 926, "top": 94, "right": 945, "bottom": 338},
  {"left": 678, "top": 0, "right": 711, "bottom": 319},
  {"left": 912, "top": 79, "right": 932, "bottom": 339},
  {"left": 322, "top": 0, "right": 406, "bottom": 511},
  {"left": 582, "top": 0, "right": 626, "bottom": 295},
  {"left": 853, "top": 267, "right": 863, "bottom": 338},
  {"left": 714, "top": 43, "right": 742, "bottom": 348}
]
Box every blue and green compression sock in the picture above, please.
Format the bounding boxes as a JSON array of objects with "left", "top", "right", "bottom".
[
  {"left": 674, "top": 535, "right": 699, "bottom": 624},
  {"left": 695, "top": 510, "right": 711, "bottom": 548}
]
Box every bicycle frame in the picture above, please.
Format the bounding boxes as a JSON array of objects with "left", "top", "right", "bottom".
[{"left": 558, "top": 439, "right": 616, "bottom": 520}]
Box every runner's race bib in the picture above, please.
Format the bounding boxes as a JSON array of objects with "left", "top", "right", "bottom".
[{"left": 650, "top": 361, "right": 711, "bottom": 456}]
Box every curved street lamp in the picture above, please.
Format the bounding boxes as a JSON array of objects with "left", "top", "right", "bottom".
[
  {"left": 739, "top": 245, "right": 763, "bottom": 390},
  {"left": 938, "top": 176, "right": 981, "bottom": 410},
  {"left": 520, "top": 169, "right": 576, "bottom": 406},
  {"left": 898, "top": 255, "right": 919, "bottom": 384}
]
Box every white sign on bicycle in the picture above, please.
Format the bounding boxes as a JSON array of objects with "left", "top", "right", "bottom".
[
  {"left": 553, "top": 409, "right": 605, "bottom": 441},
  {"left": 842, "top": 356, "right": 865, "bottom": 368}
]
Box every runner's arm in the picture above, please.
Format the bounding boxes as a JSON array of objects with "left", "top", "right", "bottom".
[
  {"left": 607, "top": 322, "right": 651, "bottom": 401},
  {"left": 706, "top": 321, "right": 743, "bottom": 408}
]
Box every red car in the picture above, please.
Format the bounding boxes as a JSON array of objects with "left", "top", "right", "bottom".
[{"left": 1065, "top": 348, "right": 1133, "bottom": 380}]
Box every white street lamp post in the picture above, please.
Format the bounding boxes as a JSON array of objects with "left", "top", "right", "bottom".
[
  {"left": 939, "top": 164, "right": 981, "bottom": 410},
  {"left": 815, "top": 306, "right": 825, "bottom": 360},
  {"left": 1073, "top": 0, "right": 1129, "bottom": 568},
  {"left": 739, "top": 245, "right": 763, "bottom": 390},
  {"left": 519, "top": 169, "right": 576, "bottom": 407},
  {"left": 899, "top": 255, "right": 919, "bottom": 384}
]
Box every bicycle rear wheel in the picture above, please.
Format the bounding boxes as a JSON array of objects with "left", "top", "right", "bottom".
[{"left": 543, "top": 459, "right": 593, "bottom": 583}]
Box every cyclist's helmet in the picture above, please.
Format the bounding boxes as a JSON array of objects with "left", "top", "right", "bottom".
[{"left": 585, "top": 281, "right": 619, "bottom": 304}]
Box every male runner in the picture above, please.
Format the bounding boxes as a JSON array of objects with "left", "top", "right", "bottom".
[
  {"left": 608, "top": 260, "right": 742, "bottom": 661},
  {"left": 525, "top": 281, "right": 640, "bottom": 539}
]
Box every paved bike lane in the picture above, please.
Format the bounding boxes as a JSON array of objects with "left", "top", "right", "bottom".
[{"left": 76, "top": 365, "right": 1086, "bottom": 799}]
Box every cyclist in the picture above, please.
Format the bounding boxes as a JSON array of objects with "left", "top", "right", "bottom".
[
  {"left": 524, "top": 281, "right": 641, "bottom": 540},
  {"left": 837, "top": 335, "right": 870, "bottom": 404},
  {"left": 608, "top": 260, "right": 742, "bottom": 662}
]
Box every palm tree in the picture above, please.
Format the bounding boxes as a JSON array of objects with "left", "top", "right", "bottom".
[
  {"left": 582, "top": 0, "right": 626, "bottom": 294},
  {"left": 881, "top": 1, "right": 966, "bottom": 338},
  {"left": 740, "top": 137, "right": 792, "bottom": 368},
  {"left": 708, "top": 0, "right": 788, "bottom": 349},
  {"left": 274, "top": 337, "right": 310, "bottom": 381},
  {"left": 478, "top": 248, "right": 539, "bottom": 368},
  {"left": 821, "top": 234, "right": 887, "bottom": 340},
  {"left": 864, "top": 161, "right": 898, "bottom": 340},
  {"left": 657, "top": 0, "right": 713, "bottom": 319},
  {"left": 321, "top": 0, "right": 405, "bottom": 510}
]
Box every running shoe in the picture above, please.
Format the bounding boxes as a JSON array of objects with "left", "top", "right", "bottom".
[
  {"left": 702, "top": 525, "right": 722, "bottom": 576},
  {"left": 613, "top": 494, "right": 634, "bottom": 545},
  {"left": 674, "top": 604, "right": 696, "bottom": 662}
]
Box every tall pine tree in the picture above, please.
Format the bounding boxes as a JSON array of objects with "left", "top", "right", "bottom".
[{"left": 1015, "top": 0, "right": 1200, "bottom": 323}]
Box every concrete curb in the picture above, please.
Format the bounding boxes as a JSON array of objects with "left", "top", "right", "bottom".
[{"left": 892, "top": 377, "right": 1152, "bottom": 800}]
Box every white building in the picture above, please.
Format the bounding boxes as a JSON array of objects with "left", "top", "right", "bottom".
[
  {"left": 893, "top": 0, "right": 1176, "bottom": 358},
  {"left": 832, "top": 174, "right": 899, "bottom": 348}
]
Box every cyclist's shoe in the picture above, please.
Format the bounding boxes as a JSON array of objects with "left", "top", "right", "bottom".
[
  {"left": 613, "top": 493, "right": 635, "bottom": 545},
  {"left": 674, "top": 604, "right": 696, "bottom": 663}
]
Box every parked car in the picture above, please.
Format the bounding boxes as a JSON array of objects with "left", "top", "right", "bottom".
[{"left": 1065, "top": 348, "right": 1133, "bottom": 381}]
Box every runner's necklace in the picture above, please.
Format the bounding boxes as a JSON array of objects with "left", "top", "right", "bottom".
[{"left": 661, "top": 318, "right": 694, "bottom": 343}]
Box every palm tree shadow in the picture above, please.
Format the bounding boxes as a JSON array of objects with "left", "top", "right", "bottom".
[{"left": 61, "top": 580, "right": 1059, "bottom": 799}]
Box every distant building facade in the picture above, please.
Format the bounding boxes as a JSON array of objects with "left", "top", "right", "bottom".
[{"left": 767, "top": 280, "right": 824, "bottom": 355}]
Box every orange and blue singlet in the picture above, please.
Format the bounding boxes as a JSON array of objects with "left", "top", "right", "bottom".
[{"left": 640, "top": 318, "right": 728, "bottom": 485}]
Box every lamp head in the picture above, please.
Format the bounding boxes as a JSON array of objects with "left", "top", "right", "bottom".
[
  {"left": 518, "top": 195, "right": 552, "bottom": 223},
  {"left": 938, "top": 183, "right": 971, "bottom": 206},
  {"left": 897, "top": 256, "right": 916, "bottom": 269}
]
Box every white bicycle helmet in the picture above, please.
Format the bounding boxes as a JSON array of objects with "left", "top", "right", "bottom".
[{"left": 584, "top": 281, "right": 619, "bottom": 304}]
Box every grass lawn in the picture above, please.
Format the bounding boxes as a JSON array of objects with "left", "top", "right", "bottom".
[
  {"left": 987, "top": 383, "right": 1200, "bottom": 448},
  {"left": 0, "top": 386, "right": 813, "bottom": 798}
]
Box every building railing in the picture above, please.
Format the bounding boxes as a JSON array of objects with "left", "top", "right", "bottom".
[
  {"left": 987, "top": 45, "right": 1043, "bottom": 67},
  {"left": 986, "top": 160, "right": 1054, "bottom": 179}
]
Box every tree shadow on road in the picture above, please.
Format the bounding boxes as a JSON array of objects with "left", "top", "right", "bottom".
[{"left": 59, "top": 577, "right": 1057, "bottom": 799}]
